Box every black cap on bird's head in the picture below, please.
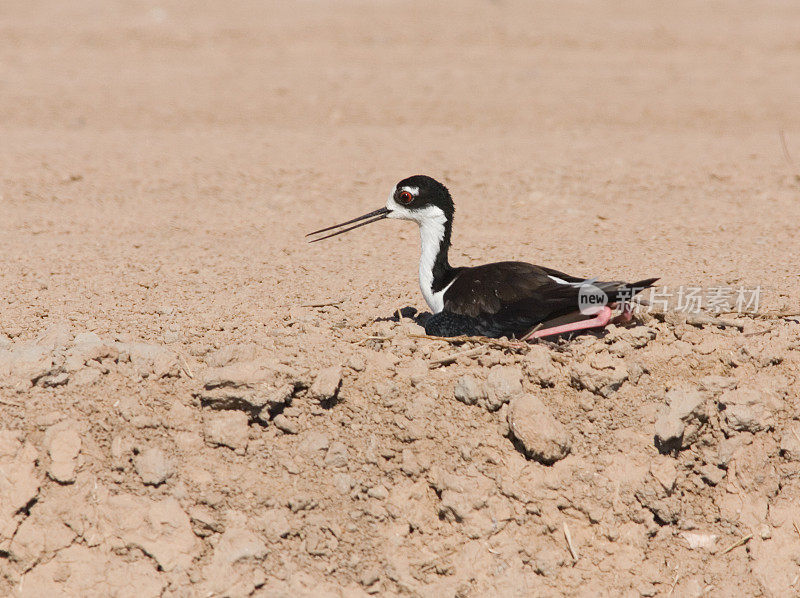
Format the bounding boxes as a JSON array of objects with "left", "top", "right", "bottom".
[{"left": 306, "top": 175, "right": 454, "bottom": 242}]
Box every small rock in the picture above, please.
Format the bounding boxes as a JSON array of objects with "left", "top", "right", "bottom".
[
  {"left": 533, "top": 549, "right": 565, "bottom": 576},
  {"left": 310, "top": 367, "right": 342, "bottom": 403},
  {"left": 779, "top": 425, "right": 800, "bottom": 461},
  {"left": 257, "top": 509, "right": 291, "bottom": 541},
  {"left": 367, "top": 485, "right": 389, "bottom": 500},
  {"left": 698, "top": 375, "right": 737, "bottom": 396},
  {"left": 626, "top": 361, "right": 647, "bottom": 385},
  {"left": 324, "top": 442, "right": 349, "bottom": 468},
  {"left": 453, "top": 375, "right": 486, "bottom": 406},
  {"left": 406, "top": 358, "right": 428, "bottom": 386},
  {"left": 360, "top": 567, "right": 381, "bottom": 589},
  {"left": 64, "top": 331, "right": 117, "bottom": 371},
  {"left": 507, "top": 395, "right": 571, "bottom": 464},
  {"left": 346, "top": 355, "right": 366, "bottom": 372},
  {"left": 569, "top": 361, "right": 628, "bottom": 397},
  {"left": 272, "top": 414, "right": 299, "bottom": 434},
  {"left": 650, "top": 458, "right": 678, "bottom": 494},
  {"left": 261, "top": 384, "right": 295, "bottom": 415},
  {"left": 485, "top": 366, "right": 523, "bottom": 411},
  {"left": 525, "top": 346, "right": 558, "bottom": 387},
  {"left": 333, "top": 473, "right": 354, "bottom": 494},
  {"left": 199, "top": 362, "right": 283, "bottom": 414},
  {"left": 189, "top": 505, "right": 224, "bottom": 537},
  {"left": 42, "top": 372, "right": 70, "bottom": 387},
  {"left": 699, "top": 464, "right": 725, "bottom": 486},
  {"left": 680, "top": 531, "right": 718, "bottom": 550},
  {"left": 46, "top": 426, "right": 81, "bottom": 484},
  {"left": 719, "top": 388, "right": 776, "bottom": 433},
  {"left": 301, "top": 431, "right": 330, "bottom": 453},
  {"left": 203, "top": 411, "right": 249, "bottom": 454},
  {"left": 400, "top": 449, "right": 423, "bottom": 477},
  {"left": 636, "top": 456, "right": 681, "bottom": 524},
  {"left": 654, "top": 414, "right": 685, "bottom": 452},
  {"left": 134, "top": 447, "right": 173, "bottom": 486},
  {"left": 654, "top": 388, "right": 707, "bottom": 452}
]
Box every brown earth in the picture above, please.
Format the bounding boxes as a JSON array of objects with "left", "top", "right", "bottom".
[{"left": 2, "top": 1, "right": 800, "bottom": 596}]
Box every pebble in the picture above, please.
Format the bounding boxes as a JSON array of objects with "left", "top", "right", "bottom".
[
  {"left": 302, "top": 431, "right": 331, "bottom": 453},
  {"left": 698, "top": 375, "right": 737, "bottom": 396},
  {"left": 779, "top": 424, "right": 800, "bottom": 461},
  {"left": 569, "top": 361, "right": 628, "bottom": 397},
  {"left": 400, "top": 449, "right": 423, "bottom": 477},
  {"left": 198, "top": 361, "right": 281, "bottom": 413},
  {"left": 272, "top": 414, "right": 299, "bottom": 434},
  {"left": 46, "top": 426, "right": 81, "bottom": 484},
  {"left": 718, "top": 388, "right": 777, "bottom": 433},
  {"left": 623, "top": 327, "right": 657, "bottom": 348},
  {"left": 346, "top": 355, "right": 366, "bottom": 372},
  {"left": 203, "top": 411, "right": 249, "bottom": 454},
  {"left": 453, "top": 375, "right": 486, "bottom": 406},
  {"left": 485, "top": 366, "right": 523, "bottom": 411},
  {"left": 654, "top": 388, "right": 707, "bottom": 452},
  {"left": 699, "top": 464, "right": 725, "bottom": 486},
  {"left": 134, "top": 447, "right": 173, "bottom": 486},
  {"left": 525, "top": 346, "right": 558, "bottom": 386},
  {"left": 324, "top": 441, "right": 349, "bottom": 468},
  {"left": 507, "top": 394, "right": 571, "bottom": 464},
  {"left": 257, "top": 509, "right": 291, "bottom": 541},
  {"left": 333, "top": 473, "right": 355, "bottom": 494},
  {"left": 406, "top": 358, "right": 428, "bottom": 386},
  {"left": 188, "top": 505, "right": 224, "bottom": 537},
  {"left": 310, "top": 367, "right": 342, "bottom": 403},
  {"left": 360, "top": 567, "right": 381, "bottom": 589},
  {"left": 367, "top": 485, "right": 389, "bottom": 500},
  {"left": 654, "top": 415, "right": 684, "bottom": 452},
  {"left": 453, "top": 375, "right": 488, "bottom": 405}
]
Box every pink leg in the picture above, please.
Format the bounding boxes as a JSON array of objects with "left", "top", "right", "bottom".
[
  {"left": 611, "top": 303, "right": 634, "bottom": 324},
  {"left": 524, "top": 306, "right": 613, "bottom": 340}
]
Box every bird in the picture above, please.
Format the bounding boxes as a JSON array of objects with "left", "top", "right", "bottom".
[{"left": 307, "top": 175, "right": 657, "bottom": 339}]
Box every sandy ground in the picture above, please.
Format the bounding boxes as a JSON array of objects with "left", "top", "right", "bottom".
[{"left": 2, "top": 1, "right": 800, "bottom": 596}]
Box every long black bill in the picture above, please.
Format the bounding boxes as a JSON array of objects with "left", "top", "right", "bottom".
[{"left": 306, "top": 207, "right": 390, "bottom": 243}]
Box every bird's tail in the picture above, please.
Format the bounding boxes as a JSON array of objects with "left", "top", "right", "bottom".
[
  {"left": 600, "top": 277, "right": 659, "bottom": 303},
  {"left": 626, "top": 277, "right": 659, "bottom": 292}
]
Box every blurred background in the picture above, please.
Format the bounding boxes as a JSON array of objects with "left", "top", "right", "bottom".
[{"left": 1, "top": 0, "right": 799, "bottom": 329}]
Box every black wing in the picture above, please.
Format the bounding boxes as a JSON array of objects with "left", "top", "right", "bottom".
[{"left": 443, "top": 261, "right": 656, "bottom": 332}]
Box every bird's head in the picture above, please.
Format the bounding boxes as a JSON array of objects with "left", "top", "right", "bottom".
[{"left": 307, "top": 175, "right": 454, "bottom": 242}]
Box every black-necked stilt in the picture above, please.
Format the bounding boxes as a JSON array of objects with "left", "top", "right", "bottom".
[{"left": 307, "top": 175, "right": 657, "bottom": 339}]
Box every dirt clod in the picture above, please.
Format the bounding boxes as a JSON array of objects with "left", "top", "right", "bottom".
[{"left": 507, "top": 394, "right": 571, "bottom": 464}]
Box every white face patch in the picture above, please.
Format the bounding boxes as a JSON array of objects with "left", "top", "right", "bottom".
[{"left": 385, "top": 185, "right": 449, "bottom": 312}]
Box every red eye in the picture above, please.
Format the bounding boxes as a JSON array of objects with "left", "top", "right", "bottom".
[{"left": 398, "top": 191, "right": 413, "bottom": 204}]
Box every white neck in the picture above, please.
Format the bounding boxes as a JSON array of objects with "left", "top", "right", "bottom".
[
  {"left": 417, "top": 208, "right": 448, "bottom": 313},
  {"left": 385, "top": 191, "right": 451, "bottom": 313}
]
